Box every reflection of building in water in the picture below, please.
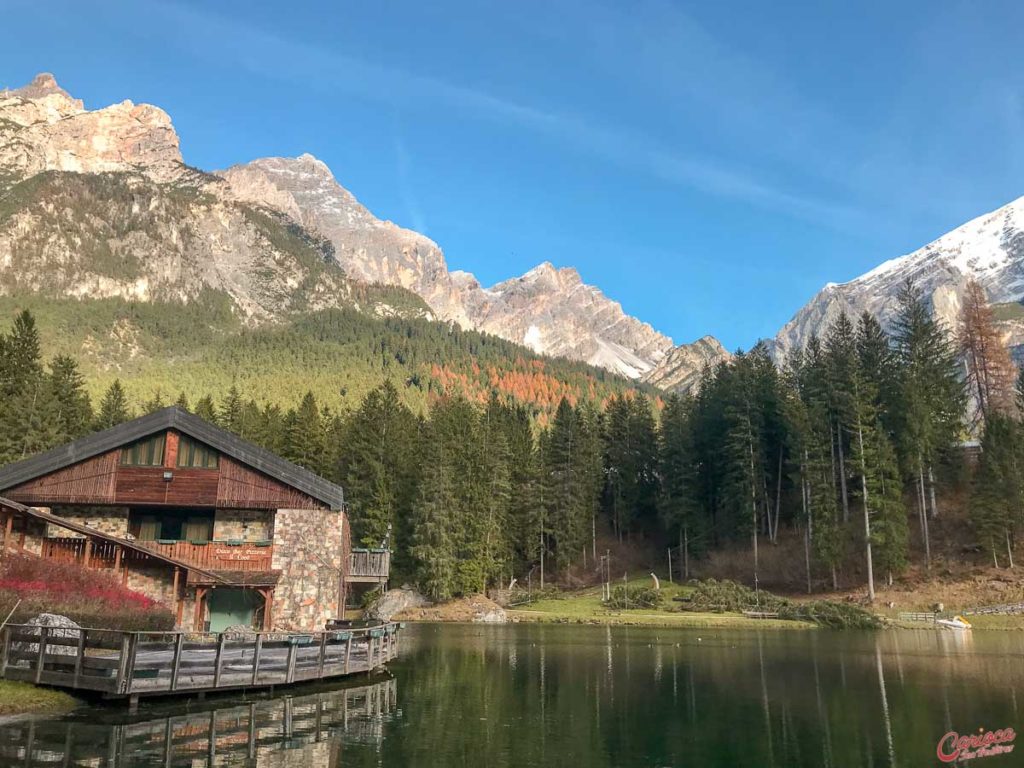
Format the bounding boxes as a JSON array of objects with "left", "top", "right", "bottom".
[{"left": 0, "top": 677, "right": 397, "bottom": 767}]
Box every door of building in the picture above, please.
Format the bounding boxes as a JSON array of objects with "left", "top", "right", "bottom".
[{"left": 207, "top": 588, "right": 259, "bottom": 632}]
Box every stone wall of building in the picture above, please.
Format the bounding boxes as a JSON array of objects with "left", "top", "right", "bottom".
[
  {"left": 44, "top": 506, "right": 129, "bottom": 538},
  {"left": 213, "top": 509, "right": 273, "bottom": 542},
  {"left": 270, "top": 509, "right": 346, "bottom": 631}
]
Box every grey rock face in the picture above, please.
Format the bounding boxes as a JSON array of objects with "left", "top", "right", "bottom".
[
  {"left": 774, "top": 196, "right": 1024, "bottom": 359},
  {"left": 642, "top": 335, "right": 732, "bottom": 394},
  {"left": 365, "top": 588, "right": 429, "bottom": 622},
  {"left": 2, "top": 74, "right": 724, "bottom": 386}
]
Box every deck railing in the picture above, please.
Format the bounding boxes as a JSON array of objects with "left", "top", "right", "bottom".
[
  {"left": 41, "top": 537, "right": 275, "bottom": 572},
  {"left": 0, "top": 622, "right": 401, "bottom": 699},
  {"left": 348, "top": 549, "right": 390, "bottom": 582},
  {"left": 135, "top": 539, "right": 275, "bottom": 571}
]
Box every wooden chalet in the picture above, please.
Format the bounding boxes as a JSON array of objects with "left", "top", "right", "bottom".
[{"left": 0, "top": 407, "right": 389, "bottom": 632}]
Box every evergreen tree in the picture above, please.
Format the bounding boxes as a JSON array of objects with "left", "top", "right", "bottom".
[
  {"left": 48, "top": 355, "right": 93, "bottom": 441},
  {"left": 193, "top": 394, "right": 218, "bottom": 424},
  {"left": 658, "top": 393, "right": 702, "bottom": 579},
  {"left": 339, "top": 382, "right": 422, "bottom": 571},
  {"left": 892, "top": 279, "right": 967, "bottom": 566},
  {"left": 219, "top": 385, "right": 244, "bottom": 434},
  {"left": 94, "top": 379, "right": 131, "bottom": 430},
  {"left": 174, "top": 391, "right": 191, "bottom": 411},
  {"left": 283, "top": 392, "right": 326, "bottom": 473}
]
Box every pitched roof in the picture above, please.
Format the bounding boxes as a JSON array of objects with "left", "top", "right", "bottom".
[{"left": 0, "top": 406, "right": 345, "bottom": 509}]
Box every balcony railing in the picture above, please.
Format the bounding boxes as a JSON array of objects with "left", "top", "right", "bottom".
[
  {"left": 348, "top": 549, "right": 390, "bottom": 583},
  {"left": 136, "top": 540, "right": 274, "bottom": 571},
  {"left": 41, "top": 537, "right": 274, "bottom": 572}
]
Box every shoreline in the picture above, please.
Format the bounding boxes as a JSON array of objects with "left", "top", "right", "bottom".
[{"left": 0, "top": 681, "right": 79, "bottom": 718}]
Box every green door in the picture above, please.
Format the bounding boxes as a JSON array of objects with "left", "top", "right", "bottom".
[{"left": 207, "top": 588, "right": 259, "bottom": 632}]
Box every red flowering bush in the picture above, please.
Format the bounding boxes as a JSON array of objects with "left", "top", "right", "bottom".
[{"left": 0, "top": 554, "right": 174, "bottom": 631}]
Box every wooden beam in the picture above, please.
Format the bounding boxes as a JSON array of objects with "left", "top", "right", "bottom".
[
  {"left": 82, "top": 538, "right": 92, "bottom": 569},
  {"left": 35, "top": 626, "right": 49, "bottom": 684},
  {"left": 250, "top": 633, "right": 263, "bottom": 686},
  {"left": 2, "top": 514, "right": 12, "bottom": 554},
  {"left": 194, "top": 587, "right": 208, "bottom": 632},
  {"left": 113, "top": 544, "right": 122, "bottom": 571}
]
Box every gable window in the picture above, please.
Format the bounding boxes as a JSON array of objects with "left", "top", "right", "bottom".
[
  {"left": 120, "top": 434, "right": 165, "bottom": 466},
  {"left": 178, "top": 435, "right": 219, "bottom": 469}
]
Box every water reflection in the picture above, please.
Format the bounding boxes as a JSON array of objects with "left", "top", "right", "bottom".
[
  {"left": 3, "top": 625, "right": 1024, "bottom": 767},
  {"left": 0, "top": 677, "right": 397, "bottom": 767}
]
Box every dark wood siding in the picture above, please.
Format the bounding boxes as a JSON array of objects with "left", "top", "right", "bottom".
[
  {"left": 115, "top": 467, "right": 220, "bottom": 506},
  {"left": 6, "top": 430, "right": 327, "bottom": 510},
  {"left": 5, "top": 450, "right": 119, "bottom": 504},
  {"left": 217, "top": 457, "right": 324, "bottom": 510}
]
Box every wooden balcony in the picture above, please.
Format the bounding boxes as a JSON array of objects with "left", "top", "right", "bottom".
[
  {"left": 348, "top": 549, "right": 390, "bottom": 583},
  {"left": 42, "top": 537, "right": 274, "bottom": 572}
]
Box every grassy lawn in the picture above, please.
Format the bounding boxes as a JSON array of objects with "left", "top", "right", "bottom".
[
  {"left": 0, "top": 681, "right": 78, "bottom": 717},
  {"left": 507, "top": 579, "right": 814, "bottom": 630}
]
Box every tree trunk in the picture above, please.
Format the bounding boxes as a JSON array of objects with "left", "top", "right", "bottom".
[
  {"left": 802, "top": 475, "right": 812, "bottom": 595},
  {"left": 773, "top": 449, "right": 783, "bottom": 543},
  {"left": 856, "top": 420, "right": 875, "bottom": 602},
  {"left": 837, "top": 429, "right": 850, "bottom": 524},
  {"left": 749, "top": 437, "right": 759, "bottom": 594},
  {"left": 831, "top": 565, "right": 837, "bottom": 591},
  {"left": 683, "top": 526, "right": 690, "bottom": 581},
  {"left": 1007, "top": 530, "right": 1015, "bottom": 569},
  {"left": 918, "top": 462, "right": 932, "bottom": 570},
  {"left": 927, "top": 466, "right": 939, "bottom": 520}
]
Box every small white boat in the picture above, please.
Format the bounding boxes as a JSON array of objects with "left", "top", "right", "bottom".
[{"left": 936, "top": 615, "right": 972, "bottom": 631}]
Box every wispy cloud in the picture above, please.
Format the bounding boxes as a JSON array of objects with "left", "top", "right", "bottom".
[{"left": 147, "top": 0, "right": 866, "bottom": 231}]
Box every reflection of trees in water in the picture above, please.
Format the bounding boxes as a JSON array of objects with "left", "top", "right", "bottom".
[
  {"left": 392, "top": 625, "right": 1023, "bottom": 767},
  {"left": 0, "top": 677, "right": 397, "bottom": 767}
]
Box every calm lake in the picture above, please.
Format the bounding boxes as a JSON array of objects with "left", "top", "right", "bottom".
[{"left": 1, "top": 623, "right": 1020, "bottom": 767}]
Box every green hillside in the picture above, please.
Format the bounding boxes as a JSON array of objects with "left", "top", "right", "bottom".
[{"left": 0, "top": 295, "right": 653, "bottom": 420}]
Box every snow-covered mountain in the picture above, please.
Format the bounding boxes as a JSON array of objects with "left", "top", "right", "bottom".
[{"left": 774, "top": 195, "right": 1024, "bottom": 357}]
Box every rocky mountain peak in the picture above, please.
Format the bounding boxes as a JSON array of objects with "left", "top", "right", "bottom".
[
  {"left": 0, "top": 73, "right": 183, "bottom": 184},
  {"left": 773, "top": 194, "right": 1024, "bottom": 359},
  {"left": 15, "top": 73, "right": 73, "bottom": 101}
]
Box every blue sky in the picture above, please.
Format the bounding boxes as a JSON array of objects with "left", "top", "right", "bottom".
[{"left": 4, "top": 1, "right": 1023, "bottom": 350}]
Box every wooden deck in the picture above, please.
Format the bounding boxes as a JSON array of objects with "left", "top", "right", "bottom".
[
  {"left": 0, "top": 677, "right": 397, "bottom": 766},
  {"left": 0, "top": 622, "right": 401, "bottom": 701}
]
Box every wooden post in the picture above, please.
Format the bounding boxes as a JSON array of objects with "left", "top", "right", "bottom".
[
  {"left": 0, "top": 626, "right": 10, "bottom": 677},
  {"left": 82, "top": 538, "right": 92, "bottom": 569},
  {"left": 213, "top": 633, "right": 226, "bottom": 687},
  {"left": 317, "top": 631, "right": 327, "bottom": 678},
  {"left": 251, "top": 633, "right": 263, "bottom": 686},
  {"left": 35, "top": 626, "right": 49, "bottom": 684},
  {"left": 170, "top": 633, "right": 184, "bottom": 691},
  {"left": 285, "top": 642, "right": 297, "bottom": 684},
  {"left": 123, "top": 634, "right": 139, "bottom": 694},
  {"left": 115, "top": 634, "right": 131, "bottom": 692},
  {"left": 72, "top": 630, "right": 86, "bottom": 688},
  {"left": 114, "top": 544, "right": 122, "bottom": 572},
  {"left": 247, "top": 702, "right": 257, "bottom": 760},
  {"left": 2, "top": 514, "right": 11, "bottom": 554},
  {"left": 344, "top": 635, "right": 352, "bottom": 673}
]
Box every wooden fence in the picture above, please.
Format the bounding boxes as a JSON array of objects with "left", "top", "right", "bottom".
[
  {"left": 348, "top": 549, "right": 391, "bottom": 582},
  {"left": 0, "top": 622, "right": 401, "bottom": 700}
]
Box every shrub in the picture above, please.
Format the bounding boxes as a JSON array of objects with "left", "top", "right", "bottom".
[
  {"left": 606, "top": 585, "right": 663, "bottom": 610},
  {"left": 684, "top": 578, "right": 881, "bottom": 629},
  {"left": 0, "top": 554, "right": 174, "bottom": 631}
]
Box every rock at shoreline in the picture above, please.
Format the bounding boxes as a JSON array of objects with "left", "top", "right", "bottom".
[
  {"left": 367, "top": 588, "right": 430, "bottom": 621},
  {"left": 12, "top": 614, "right": 82, "bottom": 659}
]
